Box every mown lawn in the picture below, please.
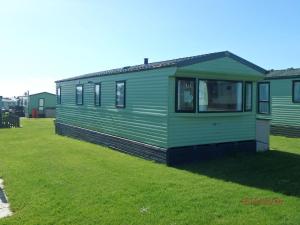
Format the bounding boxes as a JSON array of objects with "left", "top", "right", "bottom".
[{"left": 0, "top": 119, "right": 299, "bottom": 225}]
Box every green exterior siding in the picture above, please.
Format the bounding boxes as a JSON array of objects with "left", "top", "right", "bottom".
[
  {"left": 57, "top": 56, "right": 264, "bottom": 149},
  {"left": 26, "top": 92, "right": 56, "bottom": 117},
  {"left": 267, "top": 78, "right": 300, "bottom": 128},
  {"left": 177, "top": 57, "right": 263, "bottom": 79},
  {"left": 168, "top": 114, "right": 256, "bottom": 147},
  {"left": 56, "top": 68, "right": 175, "bottom": 148}
]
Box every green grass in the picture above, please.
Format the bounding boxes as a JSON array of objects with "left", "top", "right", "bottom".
[{"left": 0, "top": 119, "right": 300, "bottom": 225}]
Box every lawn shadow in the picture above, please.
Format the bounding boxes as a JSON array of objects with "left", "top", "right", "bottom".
[{"left": 176, "top": 149, "right": 300, "bottom": 198}]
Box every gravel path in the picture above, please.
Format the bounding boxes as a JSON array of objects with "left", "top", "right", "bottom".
[{"left": 0, "top": 179, "right": 12, "bottom": 218}]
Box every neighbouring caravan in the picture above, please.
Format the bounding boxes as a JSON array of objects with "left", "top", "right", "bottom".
[
  {"left": 24, "top": 92, "right": 56, "bottom": 118},
  {"left": 260, "top": 68, "right": 300, "bottom": 137}
]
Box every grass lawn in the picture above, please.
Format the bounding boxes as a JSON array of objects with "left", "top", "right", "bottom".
[{"left": 0, "top": 119, "right": 300, "bottom": 225}]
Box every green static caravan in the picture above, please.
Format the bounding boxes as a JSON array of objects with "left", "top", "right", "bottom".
[
  {"left": 55, "top": 51, "right": 267, "bottom": 165},
  {"left": 25, "top": 92, "right": 56, "bottom": 118},
  {"left": 260, "top": 68, "right": 300, "bottom": 137}
]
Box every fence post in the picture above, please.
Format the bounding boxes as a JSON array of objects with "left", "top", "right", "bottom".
[
  {"left": 0, "top": 112, "right": 2, "bottom": 128},
  {"left": 16, "top": 115, "right": 20, "bottom": 128}
]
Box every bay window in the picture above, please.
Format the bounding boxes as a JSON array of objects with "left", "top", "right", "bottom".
[
  {"left": 175, "top": 78, "right": 196, "bottom": 112},
  {"left": 198, "top": 80, "right": 243, "bottom": 112}
]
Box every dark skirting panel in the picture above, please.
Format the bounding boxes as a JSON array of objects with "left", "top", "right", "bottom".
[
  {"left": 55, "top": 122, "right": 256, "bottom": 166},
  {"left": 166, "top": 140, "right": 256, "bottom": 166},
  {"left": 271, "top": 125, "right": 300, "bottom": 138},
  {"left": 55, "top": 122, "right": 168, "bottom": 163}
]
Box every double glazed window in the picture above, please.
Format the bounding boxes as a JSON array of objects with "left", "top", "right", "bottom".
[
  {"left": 176, "top": 78, "right": 254, "bottom": 113},
  {"left": 116, "top": 81, "right": 126, "bottom": 108},
  {"left": 258, "top": 82, "right": 270, "bottom": 114},
  {"left": 293, "top": 81, "right": 300, "bottom": 103},
  {"left": 176, "top": 78, "right": 196, "bottom": 112},
  {"left": 198, "top": 80, "right": 243, "bottom": 112},
  {"left": 76, "top": 85, "right": 83, "bottom": 105},
  {"left": 94, "top": 83, "right": 101, "bottom": 106},
  {"left": 57, "top": 87, "right": 61, "bottom": 104}
]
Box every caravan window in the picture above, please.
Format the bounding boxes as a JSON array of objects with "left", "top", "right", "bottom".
[
  {"left": 258, "top": 82, "right": 270, "bottom": 114},
  {"left": 293, "top": 81, "right": 300, "bottom": 103},
  {"left": 94, "top": 83, "right": 101, "bottom": 106},
  {"left": 57, "top": 87, "right": 61, "bottom": 104},
  {"left": 39, "top": 98, "right": 44, "bottom": 111},
  {"left": 76, "top": 85, "right": 83, "bottom": 105},
  {"left": 198, "top": 80, "right": 243, "bottom": 112},
  {"left": 244, "top": 82, "right": 252, "bottom": 111},
  {"left": 175, "top": 78, "right": 196, "bottom": 112},
  {"left": 116, "top": 81, "right": 126, "bottom": 108}
]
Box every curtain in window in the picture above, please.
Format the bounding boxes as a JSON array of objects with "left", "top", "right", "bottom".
[
  {"left": 236, "top": 83, "right": 242, "bottom": 111},
  {"left": 198, "top": 80, "right": 208, "bottom": 111},
  {"left": 245, "top": 83, "right": 252, "bottom": 111},
  {"left": 259, "top": 84, "right": 269, "bottom": 101},
  {"left": 176, "top": 79, "right": 195, "bottom": 112}
]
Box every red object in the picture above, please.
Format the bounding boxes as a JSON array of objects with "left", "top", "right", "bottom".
[{"left": 32, "top": 108, "right": 38, "bottom": 118}]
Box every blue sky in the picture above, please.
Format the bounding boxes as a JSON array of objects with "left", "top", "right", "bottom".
[{"left": 0, "top": 0, "right": 299, "bottom": 96}]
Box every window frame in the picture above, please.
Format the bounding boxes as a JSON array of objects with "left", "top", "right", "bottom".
[
  {"left": 175, "top": 77, "right": 196, "bottom": 113},
  {"left": 94, "top": 83, "right": 101, "bottom": 106},
  {"left": 115, "top": 80, "right": 126, "bottom": 108},
  {"left": 197, "top": 79, "right": 244, "bottom": 113},
  {"left": 292, "top": 80, "right": 300, "bottom": 103},
  {"left": 244, "top": 81, "right": 253, "bottom": 112},
  {"left": 38, "top": 98, "right": 45, "bottom": 111},
  {"left": 257, "top": 82, "right": 270, "bottom": 114},
  {"left": 56, "top": 86, "right": 61, "bottom": 104},
  {"left": 75, "top": 84, "right": 84, "bottom": 105}
]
